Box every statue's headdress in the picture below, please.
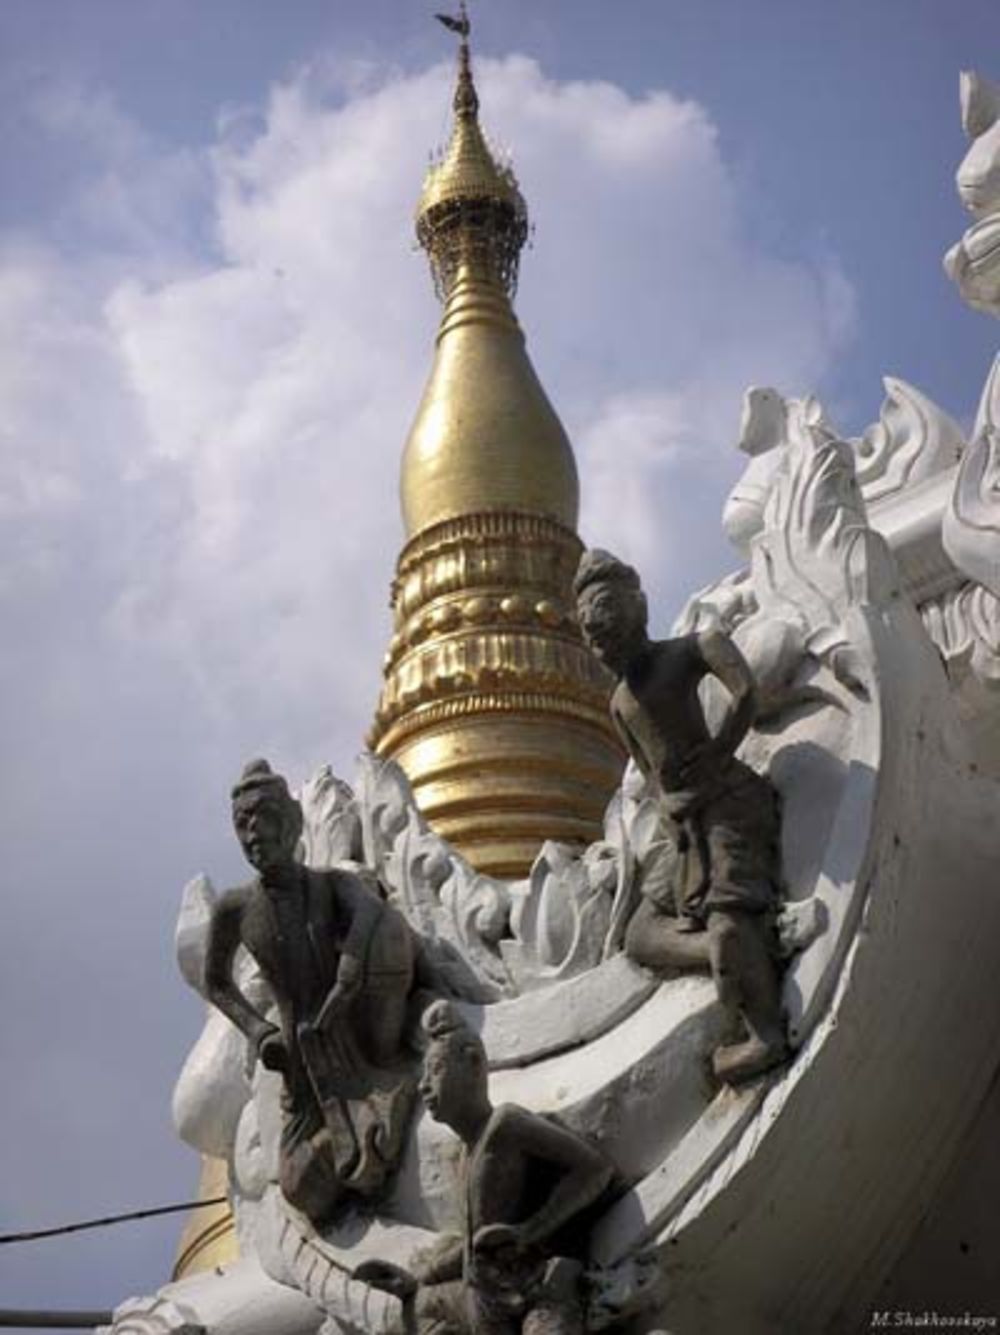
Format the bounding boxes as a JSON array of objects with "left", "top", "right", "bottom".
[
  {"left": 573, "top": 548, "right": 643, "bottom": 600},
  {"left": 231, "top": 758, "right": 294, "bottom": 809},
  {"left": 422, "top": 999, "right": 486, "bottom": 1063}
]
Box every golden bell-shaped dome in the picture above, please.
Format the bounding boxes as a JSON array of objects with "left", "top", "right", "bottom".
[{"left": 400, "top": 256, "right": 579, "bottom": 536}]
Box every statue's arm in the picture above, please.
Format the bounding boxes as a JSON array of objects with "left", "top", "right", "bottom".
[
  {"left": 204, "top": 889, "right": 272, "bottom": 1050},
  {"left": 352, "top": 1232, "right": 463, "bottom": 1300},
  {"left": 314, "top": 879, "right": 383, "bottom": 1027},
  {"left": 697, "top": 627, "right": 757, "bottom": 757},
  {"left": 341, "top": 882, "right": 382, "bottom": 974},
  {"left": 614, "top": 711, "right": 650, "bottom": 779},
  {"left": 477, "top": 1106, "right": 612, "bottom": 1254}
]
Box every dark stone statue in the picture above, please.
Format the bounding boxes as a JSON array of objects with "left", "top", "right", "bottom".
[
  {"left": 204, "top": 759, "right": 419, "bottom": 1223},
  {"left": 357, "top": 1000, "right": 613, "bottom": 1335},
  {"left": 574, "top": 550, "right": 788, "bottom": 1085}
]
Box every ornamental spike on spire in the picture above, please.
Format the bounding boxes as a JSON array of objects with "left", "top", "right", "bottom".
[
  {"left": 418, "top": 4, "right": 528, "bottom": 302},
  {"left": 435, "top": 3, "right": 477, "bottom": 118}
]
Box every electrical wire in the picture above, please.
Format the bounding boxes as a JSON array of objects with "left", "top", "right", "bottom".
[
  {"left": 0, "top": 1310, "right": 114, "bottom": 1328},
  {"left": 0, "top": 1196, "right": 228, "bottom": 1246}
]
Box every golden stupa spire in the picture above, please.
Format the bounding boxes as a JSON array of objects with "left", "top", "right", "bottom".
[
  {"left": 175, "top": 13, "right": 622, "bottom": 1287},
  {"left": 370, "top": 9, "right": 622, "bottom": 877},
  {"left": 401, "top": 8, "right": 578, "bottom": 537}
]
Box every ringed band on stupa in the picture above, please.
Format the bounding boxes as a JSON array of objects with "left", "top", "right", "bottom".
[{"left": 368, "top": 9, "right": 623, "bottom": 877}]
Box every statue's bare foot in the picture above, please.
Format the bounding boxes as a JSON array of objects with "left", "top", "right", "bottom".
[
  {"left": 352, "top": 1259, "right": 418, "bottom": 1301},
  {"left": 712, "top": 1034, "right": 788, "bottom": 1085}
]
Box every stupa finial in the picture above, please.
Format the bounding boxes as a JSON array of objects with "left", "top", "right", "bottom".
[
  {"left": 435, "top": 3, "right": 478, "bottom": 119},
  {"left": 418, "top": 3, "right": 527, "bottom": 302}
]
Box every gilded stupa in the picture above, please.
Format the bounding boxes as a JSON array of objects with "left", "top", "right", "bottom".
[
  {"left": 174, "top": 11, "right": 623, "bottom": 1281},
  {"left": 369, "top": 10, "right": 623, "bottom": 876}
]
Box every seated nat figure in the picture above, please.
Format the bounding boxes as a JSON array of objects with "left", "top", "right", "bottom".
[
  {"left": 360, "top": 1000, "right": 613, "bottom": 1335},
  {"left": 574, "top": 550, "right": 788, "bottom": 1084},
  {"left": 204, "top": 758, "right": 418, "bottom": 1223}
]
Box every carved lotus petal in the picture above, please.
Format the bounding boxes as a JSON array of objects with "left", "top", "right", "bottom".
[
  {"left": 850, "top": 377, "right": 964, "bottom": 503},
  {"left": 944, "top": 422, "right": 1000, "bottom": 598}
]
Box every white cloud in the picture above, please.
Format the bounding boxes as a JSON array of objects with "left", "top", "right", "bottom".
[{"left": 27, "top": 77, "right": 210, "bottom": 260}]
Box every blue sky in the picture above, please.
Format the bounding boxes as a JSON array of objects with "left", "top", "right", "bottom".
[{"left": 1, "top": 0, "right": 998, "bottom": 1322}]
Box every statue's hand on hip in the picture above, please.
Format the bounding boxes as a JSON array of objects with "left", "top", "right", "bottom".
[
  {"left": 474, "top": 1222, "right": 526, "bottom": 1257},
  {"left": 254, "top": 1024, "right": 290, "bottom": 1075},
  {"left": 337, "top": 954, "right": 365, "bottom": 996}
]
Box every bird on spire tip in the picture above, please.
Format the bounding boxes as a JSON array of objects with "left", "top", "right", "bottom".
[{"left": 435, "top": 3, "right": 470, "bottom": 40}]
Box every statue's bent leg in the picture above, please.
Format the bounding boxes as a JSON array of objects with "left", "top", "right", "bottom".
[
  {"left": 707, "top": 910, "right": 787, "bottom": 1083},
  {"left": 363, "top": 913, "right": 418, "bottom": 1066},
  {"left": 413, "top": 1280, "right": 473, "bottom": 1335},
  {"left": 523, "top": 1301, "right": 584, "bottom": 1335},
  {"left": 624, "top": 898, "right": 712, "bottom": 973},
  {"left": 364, "top": 984, "right": 413, "bottom": 1066},
  {"left": 523, "top": 1259, "right": 585, "bottom": 1335},
  {"left": 464, "top": 1287, "right": 520, "bottom": 1335}
]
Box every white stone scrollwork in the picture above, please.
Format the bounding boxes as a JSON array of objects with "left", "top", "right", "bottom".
[
  {"left": 501, "top": 838, "right": 618, "bottom": 990},
  {"left": 922, "top": 581, "right": 1000, "bottom": 694},
  {"left": 685, "top": 386, "right": 897, "bottom": 724},
  {"left": 272, "top": 1211, "right": 405, "bottom": 1335},
  {"left": 945, "top": 70, "right": 1000, "bottom": 315},
  {"left": 927, "top": 357, "right": 1000, "bottom": 729},
  {"left": 352, "top": 753, "right": 513, "bottom": 1000},
  {"left": 298, "top": 765, "right": 363, "bottom": 867},
  {"left": 97, "top": 1296, "right": 205, "bottom": 1335},
  {"left": 725, "top": 378, "right": 963, "bottom": 525},
  {"left": 850, "top": 376, "right": 964, "bottom": 504},
  {"left": 313, "top": 753, "right": 628, "bottom": 999},
  {"left": 750, "top": 390, "right": 896, "bottom": 637},
  {"left": 172, "top": 875, "right": 268, "bottom": 1166},
  {"left": 721, "top": 386, "right": 832, "bottom": 558},
  {"left": 100, "top": 1263, "right": 326, "bottom": 1335},
  {"left": 944, "top": 424, "right": 1000, "bottom": 601}
]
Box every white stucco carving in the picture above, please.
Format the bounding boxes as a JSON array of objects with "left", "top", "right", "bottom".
[
  {"left": 850, "top": 376, "right": 964, "bottom": 504},
  {"left": 99, "top": 1264, "right": 324, "bottom": 1335},
  {"left": 944, "top": 426, "right": 1000, "bottom": 601},
  {"left": 97, "top": 1295, "right": 205, "bottom": 1335},
  {"left": 945, "top": 71, "right": 1000, "bottom": 314},
  {"left": 920, "top": 581, "right": 1000, "bottom": 711}
]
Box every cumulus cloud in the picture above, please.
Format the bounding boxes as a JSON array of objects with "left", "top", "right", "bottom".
[
  {"left": 25, "top": 77, "right": 211, "bottom": 261},
  {"left": 0, "top": 52, "right": 856, "bottom": 1307}
]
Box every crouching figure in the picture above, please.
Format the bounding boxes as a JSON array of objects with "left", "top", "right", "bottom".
[
  {"left": 204, "top": 758, "right": 419, "bottom": 1224},
  {"left": 358, "top": 1000, "right": 613, "bottom": 1335}
]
